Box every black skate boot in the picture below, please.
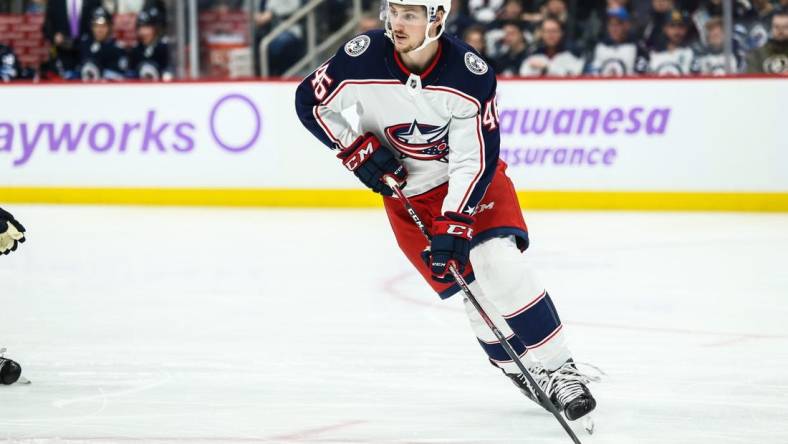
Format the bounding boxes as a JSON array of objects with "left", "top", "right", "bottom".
[
  {"left": 501, "top": 363, "right": 550, "bottom": 409},
  {"left": 544, "top": 359, "right": 600, "bottom": 421},
  {"left": 0, "top": 348, "right": 22, "bottom": 385}
]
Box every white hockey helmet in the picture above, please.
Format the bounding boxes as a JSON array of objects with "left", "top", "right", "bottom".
[{"left": 381, "top": 0, "right": 452, "bottom": 53}]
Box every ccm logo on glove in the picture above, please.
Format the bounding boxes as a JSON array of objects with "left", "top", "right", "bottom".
[
  {"left": 336, "top": 133, "right": 407, "bottom": 197},
  {"left": 446, "top": 224, "right": 473, "bottom": 237},
  {"left": 425, "top": 212, "right": 475, "bottom": 283},
  {"left": 341, "top": 140, "right": 377, "bottom": 171}
]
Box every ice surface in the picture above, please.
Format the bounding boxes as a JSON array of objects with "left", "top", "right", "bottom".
[{"left": 1, "top": 205, "right": 787, "bottom": 443}]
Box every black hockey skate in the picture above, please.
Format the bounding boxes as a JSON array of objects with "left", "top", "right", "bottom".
[
  {"left": 543, "top": 359, "right": 600, "bottom": 421},
  {"left": 502, "top": 365, "right": 549, "bottom": 408},
  {"left": 0, "top": 347, "right": 22, "bottom": 385}
]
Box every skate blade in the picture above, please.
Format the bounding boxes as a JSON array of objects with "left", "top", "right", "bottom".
[
  {"left": 17, "top": 376, "right": 31, "bottom": 385},
  {"left": 582, "top": 414, "right": 594, "bottom": 435}
]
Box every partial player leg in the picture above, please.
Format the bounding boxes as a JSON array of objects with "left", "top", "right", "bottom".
[
  {"left": 469, "top": 236, "right": 598, "bottom": 421},
  {"left": 460, "top": 281, "right": 548, "bottom": 406}
]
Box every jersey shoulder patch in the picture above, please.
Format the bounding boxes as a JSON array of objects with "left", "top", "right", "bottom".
[
  {"left": 464, "top": 51, "right": 489, "bottom": 75},
  {"left": 344, "top": 35, "right": 371, "bottom": 57}
]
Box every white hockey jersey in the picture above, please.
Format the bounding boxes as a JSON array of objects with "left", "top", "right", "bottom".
[
  {"left": 589, "top": 39, "right": 649, "bottom": 76},
  {"left": 295, "top": 30, "right": 501, "bottom": 216},
  {"left": 648, "top": 47, "right": 697, "bottom": 75}
]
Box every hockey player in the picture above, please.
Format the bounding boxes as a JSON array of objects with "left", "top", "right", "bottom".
[
  {"left": 294, "top": 0, "right": 599, "bottom": 424},
  {"left": 79, "top": 7, "right": 128, "bottom": 81},
  {"left": 0, "top": 207, "right": 25, "bottom": 256},
  {"left": 1, "top": 208, "right": 26, "bottom": 385},
  {"left": 128, "top": 7, "right": 173, "bottom": 81}
]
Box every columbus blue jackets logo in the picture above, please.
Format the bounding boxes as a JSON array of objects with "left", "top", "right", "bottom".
[
  {"left": 344, "top": 35, "right": 371, "bottom": 57},
  {"left": 464, "top": 52, "right": 488, "bottom": 75},
  {"left": 384, "top": 120, "right": 450, "bottom": 160}
]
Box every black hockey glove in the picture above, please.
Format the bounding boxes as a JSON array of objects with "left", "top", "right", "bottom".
[
  {"left": 423, "top": 212, "right": 475, "bottom": 283},
  {"left": 336, "top": 133, "right": 407, "bottom": 197},
  {"left": 0, "top": 207, "right": 26, "bottom": 256}
]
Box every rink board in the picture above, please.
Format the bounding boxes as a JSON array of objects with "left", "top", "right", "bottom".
[{"left": 0, "top": 76, "right": 786, "bottom": 211}]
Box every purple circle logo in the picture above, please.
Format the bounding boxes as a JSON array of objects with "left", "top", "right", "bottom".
[{"left": 209, "top": 93, "right": 262, "bottom": 153}]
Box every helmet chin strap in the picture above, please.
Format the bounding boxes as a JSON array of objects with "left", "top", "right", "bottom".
[
  {"left": 384, "top": 13, "right": 444, "bottom": 54},
  {"left": 410, "top": 25, "right": 441, "bottom": 53}
]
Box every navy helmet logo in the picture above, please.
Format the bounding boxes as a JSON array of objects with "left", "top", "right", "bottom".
[{"left": 385, "top": 120, "right": 450, "bottom": 160}]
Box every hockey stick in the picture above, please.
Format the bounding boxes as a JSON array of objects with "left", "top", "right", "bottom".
[{"left": 383, "top": 176, "right": 583, "bottom": 444}]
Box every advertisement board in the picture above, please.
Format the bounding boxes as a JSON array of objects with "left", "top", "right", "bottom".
[{"left": 1, "top": 77, "right": 786, "bottom": 210}]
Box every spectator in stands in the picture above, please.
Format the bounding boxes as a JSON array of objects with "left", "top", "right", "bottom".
[
  {"left": 468, "top": 0, "right": 505, "bottom": 24},
  {"left": 642, "top": 0, "right": 676, "bottom": 49},
  {"left": 79, "top": 6, "right": 128, "bottom": 81},
  {"left": 128, "top": 6, "right": 172, "bottom": 80},
  {"left": 114, "top": 1, "right": 167, "bottom": 26},
  {"left": 445, "top": 0, "right": 476, "bottom": 39},
  {"left": 26, "top": 0, "right": 45, "bottom": 14},
  {"left": 694, "top": 17, "right": 742, "bottom": 74},
  {"left": 693, "top": 0, "right": 759, "bottom": 52},
  {"left": 752, "top": 0, "right": 778, "bottom": 29},
  {"left": 588, "top": 6, "right": 650, "bottom": 75},
  {"left": 356, "top": 11, "right": 382, "bottom": 33},
  {"left": 523, "top": 0, "right": 569, "bottom": 27},
  {"left": 253, "top": 0, "right": 304, "bottom": 76},
  {"left": 572, "top": 0, "right": 635, "bottom": 53},
  {"left": 739, "top": 0, "right": 773, "bottom": 49},
  {"left": 520, "top": 17, "right": 584, "bottom": 76},
  {"left": 543, "top": 0, "right": 570, "bottom": 25},
  {"left": 0, "top": 44, "right": 25, "bottom": 81},
  {"left": 540, "top": 0, "right": 584, "bottom": 48},
  {"left": 202, "top": 0, "right": 247, "bottom": 11},
  {"left": 484, "top": 0, "right": 531, "bottom": 59},
  {"left": 492, "top": 20, "right": 529, "bottom": 76},
  {"left": 648, "top": 9, "right": 698, "bottom": 74},
  {"left": 42, "top": 0, "right": 103, "bottom": 79},
  {"left": 746, "top": 10, "right": 788, "bottom": 73},
  {"left": 463, "top": 25, "right": 490, "bottom": 61}
]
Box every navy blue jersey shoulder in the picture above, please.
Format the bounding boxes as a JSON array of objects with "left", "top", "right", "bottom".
[
  {"left": 430, "top": 33, "right": 497, "bottom": 107},
  {"left": 326, "top": 30, "right": 395, "bottom": 81}
]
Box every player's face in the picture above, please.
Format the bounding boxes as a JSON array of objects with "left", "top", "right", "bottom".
[
  {"left": 92, "top": 22, "right": 110, "bottom": 42},
  {"left": 388, "top": 4, "right": 429, "bottom": 52}
]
